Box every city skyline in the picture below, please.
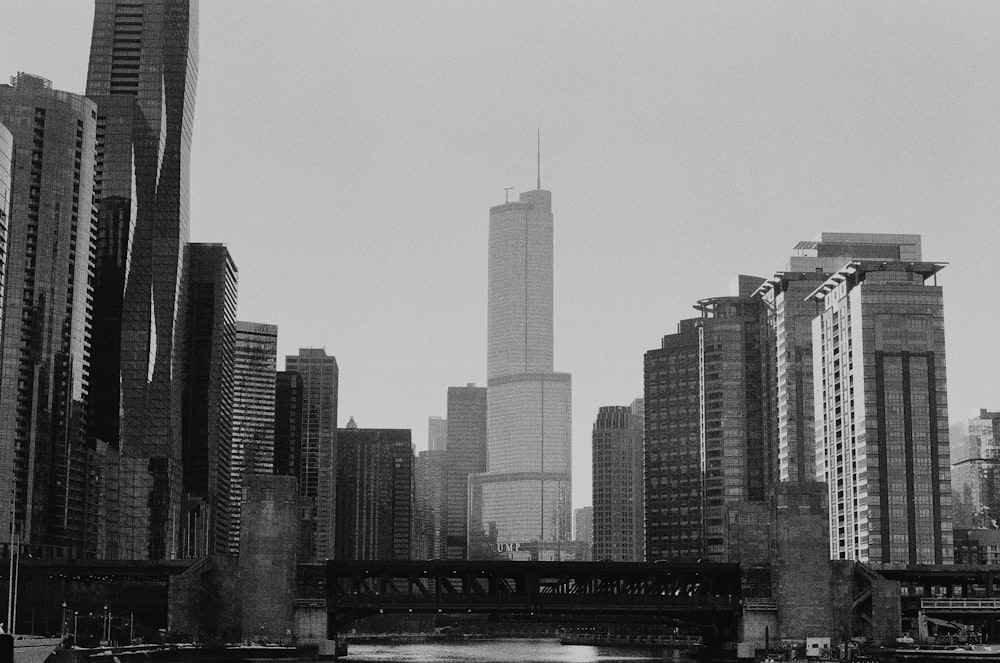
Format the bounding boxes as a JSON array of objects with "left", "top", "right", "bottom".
[{"left": 4, "top": 2, "right": 999, "bottom": 510}]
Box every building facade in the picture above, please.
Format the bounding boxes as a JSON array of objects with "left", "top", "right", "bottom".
[
  {"left": 86, "top": 0, "right": 199, "bottom": 560},
  {"left": 274, "top": 370, "right": 303, "bottom": 479},
  {"left": 952, "top": 410, "right": 1000, "bottom": 530},
  {"left": 428, "top": 417, "right": 447, "bottom": 452},
  {"left": 230, "top": 321, "right": 277, "bottom": 553},
  {"left": 334, "top": 427, "right": 412, "bottom": 560},
  {"left": 285, "top": 349, "right": 338, "bottom": 559},
  {"left": 0, "top": 74, "right": 99, "bottom": 555},
  {"left": 474, "top": 186, "right": 572, "bottom": 557},
  {"left": 644, "top": 277, "right": 767, "bottom": 563},
  {"left": 592, "top": 400, "right": 643, "bottom": 561},
  {"left": 755, "top": 233, "right": 923, "bottom": 485},
  {"left": 180, "top": 244, "right": 237, "bottom": 558},
  {"left": 445, "top": 384, "right": 487, "bottom": 559},
  {"left": 573, "top": 506, "right": 593, "bottom": 548},
  {"left": 809, "top": 260, "right": 953, "bottom": 564},
  {"left": 413, "top": 448, "right": 447, "bottom": 559}
]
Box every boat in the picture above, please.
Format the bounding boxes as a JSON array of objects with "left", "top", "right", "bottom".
[
  {"left": 559, "top": 629, "right": 703, "bottom": 649},
  {"left": 11, "top": 636, "right": 63, "bottom": 663}
]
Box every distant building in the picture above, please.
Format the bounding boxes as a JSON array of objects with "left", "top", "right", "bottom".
[
  {"left": 274, "top": 371, "right": 303, "bottom": 479},
  {"left": 285, "top": 349, "right": 338, "bottom": 559},
  {"left": 181, "top": 243, "right": 238, "bottom": 558},
  {"left": 574, "top": 507, "right": 593, "bottom": 546},
  {"left": 592, "top": 400, "right": 643, "bottom": 561},
  {"left": 953, "top": 528, "right": 1000, "bottom": 565},
  {"left": 475, "top": 184, "right": 572, "bottom": 558},
  {"left": 952, "top": 410, "right": 1000, "bottom": 530},
  {"left": 809, "top": 260, "right": 953, "bottom": 564},
  {"left": 413, "top": 449, "right": 447, "bottom": 559},
  {"left": 428, "top": 417, "right": 448, "bottom": 451},
  {"left": 0, "top": 74, "right": 99, "bottom": 555},
  {"left": 335, "top": 427, "right": 412, "bottom": 560},
  {"left": 445, "top": 384, "right": 487, "bottom": 559},
  {"left": 229, "top": 321, "right": 277, "bottom": 554},
  {"left": 644, "top": 276, "right": 767, "bottom": 563}
]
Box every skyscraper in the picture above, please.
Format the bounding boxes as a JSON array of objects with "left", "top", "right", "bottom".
[
  {"left": 809, "top": 260, "right": 953, "bottom": 564},
  {"left": 573, "top": 507, "right": 593, "bottom": 549},
  {"left": 285, "top": 349, "right": 338, "bottom": 559},
  {"left": 334, "top": 427, "right": 412, "bottom": 560},
  {"left": 592, "top": 400, "right": 643, "bottom": 562},
  {"left": 0, "top": 74, "right": 99, "bottom": 554},
  {"left": 428, "top": 417, "right": 447, "bottom": 451},
  {"left": 644, "top": 277, "right": 767, "bottom": 563},
  {"left": 86, "top": 0, "right": 199, "bottom": 560},
  {"left": 180, "top": 243, "right": 237, "bottom": 557},
  {"left": 0, "top": 120, "right": 10, "bottom": 543},
  {"left": 230, "top": 321, "right": 277, "bottom": 554},
  {"left": 474, "top": 181, "right": 572, "bottom": 557},
  {"left": 952, "top": 410, "right": 1000, "bottom": 530},
  {"left": 444, "top": 384, "right": 486, "bottom": 559},
  {"left": 274, "top": 370, "right": 303, "bottom": 479},
  {"left": 755, "top": 233, "right": 923, "bottom": 485}
]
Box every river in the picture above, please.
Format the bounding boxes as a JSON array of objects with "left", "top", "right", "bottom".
[{"left": 341, "top": 639, "right": 698, "bottom": 662}]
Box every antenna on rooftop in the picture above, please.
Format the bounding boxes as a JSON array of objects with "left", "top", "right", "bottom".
[
  {"left": 504, "top": 187, "right": 513, "bottom": 203},
  {"left": 536, "top": 128, "right": 541, "bottom": 190}
]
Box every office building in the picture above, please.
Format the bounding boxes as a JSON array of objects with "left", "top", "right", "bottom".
[
  {"left": 952, "top": 410, "right": 1000, "bottom": 530},
  {"left": 335, "top": 427, "right": 412, "bottom": 560},
  {"left": 0, "top": 74, "right": 99, "bottom": 554},
  {"left": 285, "top": 349, "right": 338, "bottom": 559},
  {"left": 180, "top": 244, "right": 237, "bottom": 557},
  {"left": 573, "top": 506, "right": 593, "bottom": 547},
  {"left": 0, "top": 120, "right": 10, "bottom": 541},
  {"left": 229, "top": 321, "right": 277, "bottom": 554},
  {"left": 428, "top": 417, "right": 447, "bottom": 451},
  {"left": 86, "top": 0, "right": 199, "bottom": 560},
  {"left": 644, "top": 277, "right": 767, "bottom": 562},
  {"left": 592, "top": 400, "right": 643, "bottom": 561},
  {"left": 473, "top": 181, "right": 572, "bottom": 557},
  {"left": 755, "top": 233, "right": 923, "bottom": 484},
  {"left": 413, "top": 448, "right": 447, "bottom": 559},
  {"left": 809, "top": 260, "right": 953, "bottom": 564},
  {"left": 274, "top": 371, "right": 303, "bottom": 479},
  {"left": 445, "top": 384, "right": 487, "bottom": 559}
]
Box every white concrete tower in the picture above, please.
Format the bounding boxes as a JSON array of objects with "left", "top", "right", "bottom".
[{"left": 476, "top": 173, "right": 572, "bottom": 556}]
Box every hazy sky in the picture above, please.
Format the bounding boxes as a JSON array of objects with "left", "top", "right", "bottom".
[{"left": 3, "top": 1, "right": 999, "bottom": 510}]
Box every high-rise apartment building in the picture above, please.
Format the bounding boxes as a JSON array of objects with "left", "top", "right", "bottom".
[
  {"left": 0, "top": 74, "right": 99, "bottom": 554},
  {"left": 86, "top": 0, "right": 199, "bottom": 560},
  {"left": 428, "top": 417, "right": 447, "bottom": 451},
  {"left": 755, "top": 233, "right": 922, "bottom": 484},
  {"left": 334, "top": 427, "right": 412, "bottom": 560},
  {"left": 274, "top": 371, "right": 303, "bottom": 479},
  {"left": 644, "top": 277, "right": 767, "bottom": 562},
  {"left": 413, "top": 448, "right": 447, "bottom": 559},
  {"left": 952, "top": 411, "right": 1000, "bottom": 530},
  {"left": 809, "top": 260, "right": 953, "bottom": 564},
  {"left": 229, "top": 321, "right": 277, "bottom": 554},
  {"left": 573, "top": 507, "right": 593, "bottom": 547},
  {"left": 445, "top": 384, "right": 487, "bottom": 559},
  {"left": 180, "top": 244, "right": 237, "bottom": 557},
  {"left": 473, "top": 183, "right": 572, "bottom": 557},
  {"left": 0, "top": 120, "right": 10, "bottom": 541},
  {"left": 285, "top": 349, "right": 338, "bottom": 559},
  {"left": 592, "top": 400, "right": 643, "bottom": 561}
]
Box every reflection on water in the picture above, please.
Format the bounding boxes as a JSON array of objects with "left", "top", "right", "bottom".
[{"left": 345, "top": 639, "right": 696, "bottom": 662}]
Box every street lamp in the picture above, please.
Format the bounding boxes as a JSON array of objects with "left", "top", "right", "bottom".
[
  {"left": 61, "top": 602, "right": 66, "bottom": 638},
  {"left": 103, "top": 605, "right": 109, "bottom": 644},
  {"left": 73, "top": 611, "right": 78, "bottom": 642}
]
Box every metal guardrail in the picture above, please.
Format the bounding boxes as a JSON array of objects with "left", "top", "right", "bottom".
[{"left": 921, "top": 598, "right": 1000, "bottom": 612}]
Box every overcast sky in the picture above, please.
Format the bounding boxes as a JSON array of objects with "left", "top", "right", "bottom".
[{"left": 3, "top": 1, "right": 999, "bottom": 509}]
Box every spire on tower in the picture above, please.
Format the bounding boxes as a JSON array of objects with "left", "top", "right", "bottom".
[{"left": 536, "top": 128, "right": 541, "bottom": 190}]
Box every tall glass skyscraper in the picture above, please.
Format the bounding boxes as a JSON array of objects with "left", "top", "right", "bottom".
[
  {"left": 285, "top": 349, "right": 338, "bottom": 560},
  {"left": 230, "top": 321, "right": 277, "bottom": 554},
  {"left": 473, "top": 184, "right": 572, "bottom": 557},
  {"left": 0, "top": 74, "right": 99, "bottom": 553},
  {"left": 86, "top": 0, "right": 199, "bottom": 559}
]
